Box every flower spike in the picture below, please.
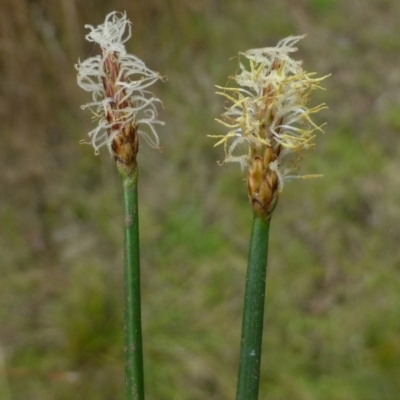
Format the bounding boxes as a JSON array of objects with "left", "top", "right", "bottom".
[
  {"left": 212, "top": 35, "right": 329, "bottom": 219},
  {"left": 76, "top": 11, "right": 165, "bottom": 169}
]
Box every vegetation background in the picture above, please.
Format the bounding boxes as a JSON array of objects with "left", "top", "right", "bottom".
[{"left": 1, "top": 0, "right": 399, "bottom": 399}]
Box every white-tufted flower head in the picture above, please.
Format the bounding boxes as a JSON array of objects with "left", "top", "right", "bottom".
[
  {"left": 211, "top": 35, "right": 329, "bottom": 218},
  {"left": 76, "top": 11, "right": 165, "bottom": 168}
]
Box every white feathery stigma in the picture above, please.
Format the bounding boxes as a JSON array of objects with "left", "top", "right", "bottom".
[{"left": 76, "top": 11, "right": 165, "bottom": 155}]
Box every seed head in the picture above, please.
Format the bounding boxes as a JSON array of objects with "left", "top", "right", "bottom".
[
  {"left": 76, "top": 11, "right": 165, "bottom": 168},
  {"left": 211, "top": 35, "right": 329, "bottom": 218}
]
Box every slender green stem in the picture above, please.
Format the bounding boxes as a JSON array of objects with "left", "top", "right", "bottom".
[
  {"left": 236, "top": 214, "right": 271, "bottom": 400},
  {"left": 120, "top": 167, "right": 145, "bottom": 400}
]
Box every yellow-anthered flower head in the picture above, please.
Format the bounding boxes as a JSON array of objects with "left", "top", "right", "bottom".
[{"left": 212, "top": 35, "right": 329, "bottom": 218}]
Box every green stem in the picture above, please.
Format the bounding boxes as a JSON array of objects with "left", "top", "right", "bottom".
[
  {"left": 120, "top": 167, "right": 145, "bottom": 400},
  {"left": 236, "top": 214, "right": 271, "bottom": 400}
]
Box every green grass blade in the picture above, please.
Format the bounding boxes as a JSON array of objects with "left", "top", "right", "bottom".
[
  {"left": 121, "top": 168, "right": 145, "bottom": 400},
  {"left": 236, "top": 215, "right": 270, "bottom": 400}
]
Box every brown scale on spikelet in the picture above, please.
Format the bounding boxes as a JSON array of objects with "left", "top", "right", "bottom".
[
  {"left": 247, "top": 144, "right": 280, "bottom": 218},
  {"left": 102, "top": 51, "right": 139, "bottom": 168}
]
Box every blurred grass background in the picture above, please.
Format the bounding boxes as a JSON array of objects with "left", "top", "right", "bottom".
[{"left": 1, "top": 0, "right": 400, "bottom": 399}]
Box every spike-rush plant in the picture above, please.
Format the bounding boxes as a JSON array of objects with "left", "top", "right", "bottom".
[
  {"left": 76, "top": 12, "right": 165, "bottom": 400},
  {"left": 211, "top": 36, "right": 329, "bottom": 400},
  {"left": 76, "top": 11, "right": 328, "bottom": 399}
]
